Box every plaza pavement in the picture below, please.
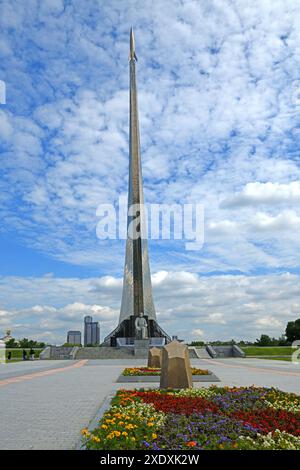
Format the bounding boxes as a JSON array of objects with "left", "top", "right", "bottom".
[{"left": 0, "top": 357, "right": 300, "bottom": 449}]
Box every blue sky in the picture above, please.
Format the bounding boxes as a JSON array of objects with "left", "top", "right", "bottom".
[{"left": 1, "top": 0, "right": 300, "bottom": 344}]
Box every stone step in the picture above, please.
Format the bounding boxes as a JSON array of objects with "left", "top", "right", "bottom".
[
  {"left": 188, "top": 347, "right": 211, "bottom": 359},
  {"left": 75, "top": 347, "right": 134, "bottom": 359}
]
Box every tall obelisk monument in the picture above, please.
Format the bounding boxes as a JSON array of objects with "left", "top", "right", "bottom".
[
  {"left": 104, "top": 29, "right": 169, "bottom": 345},
  {"left": 119, "top": 28, "right": 156, "bottom": 323}
]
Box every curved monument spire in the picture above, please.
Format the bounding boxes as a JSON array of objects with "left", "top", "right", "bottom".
[
  {"left": 104, "top": 30, "right": 170, "bottom": 345},
  {"left": 119, "top": 28, "right": 156, "bottom": 324}
]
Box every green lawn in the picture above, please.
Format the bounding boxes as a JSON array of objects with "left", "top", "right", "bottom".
[
  {"left": 242, "top": 346, "right": 293, "bottom": 357},
  {"left": 5, "top": 348, "right": 43, "bottom": 361}
]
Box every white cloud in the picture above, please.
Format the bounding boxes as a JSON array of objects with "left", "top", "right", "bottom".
[
  {"left": 221, "top": 182, "right": 300, "bottom": 208},
  {"left": 0, "top": 270, "right": 299, "bottom": 343},
  {"left": 249, "top": 210, "right": 300, "bottom": 232},
  {"left": 1, "top": 0, "right": 300, "bottom": 344},
  {"left": 192, "top": 329, "right": 205, "bottom": 338},
  {"left": 206, "top": 313, "right": 226, "bottom": 325},
  {"left": 0, "top": 0, "right": 300, "bottom": 276},
  {"left": 255, "top": 316, "right": 283, "bottom": 328}
]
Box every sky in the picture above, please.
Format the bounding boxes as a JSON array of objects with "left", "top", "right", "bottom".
[{"left": 1, "top": 0, "right": 300, "bottom": 344}]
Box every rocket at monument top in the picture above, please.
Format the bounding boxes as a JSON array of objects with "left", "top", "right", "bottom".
[{"left": 129, "top": 27, "right": 138, "bottom": 62}]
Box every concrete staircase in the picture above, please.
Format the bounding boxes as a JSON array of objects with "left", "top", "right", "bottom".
[
  {"left": 188, "top": 347, "right": 211, "bottom": 359},
  {"left": 206, "top": 345, "right": 245, "bottom": 358},
  {"left": 74, "top": 347, "right": 134, "bottom": 359},
  {"left": 40, "top": 346, "right": 74, "bottom": 360}
]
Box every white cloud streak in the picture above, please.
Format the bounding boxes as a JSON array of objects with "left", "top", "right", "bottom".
[{"left": 0, "top": 271, "right": 299, "bottom": 343}]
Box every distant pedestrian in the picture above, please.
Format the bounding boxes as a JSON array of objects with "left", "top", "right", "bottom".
[
  {"left": 22, "top": 349, "right": 27, "bottom": 361},
  {"left": 7, "top": 351, "right": 11, "bottom": 361},
  {"left": 29, "top": 348, "right": 35, "bottom": 360}
]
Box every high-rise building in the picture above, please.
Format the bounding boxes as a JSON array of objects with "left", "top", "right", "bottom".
[
  {"left": 67, "top": 330, "right": 81, "bottom": 345},
  {"left": 104, "top": 29, "right": 170, "bottom": 345},
  {"left": 84, "top": 316, "right": 100, "bottom": 346}
]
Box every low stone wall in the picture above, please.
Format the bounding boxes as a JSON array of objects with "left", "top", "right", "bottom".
[
  {"left": 74, "top": 347, "right": 134, "bottom": 359},
  {"left": 188, "top": 347, "right": 211, "bottom": 359},
  {"left": 232, "top": 345, "right": 246, "bottom": 357},
  {"left": 40, "top": 347, "right": 74, "bottom": 360},
  {"left": 206, "top": 345, "right": 245, "bottom": 358},
  {"left": 206, "top": 345, "right": 218, "bottom": 358},
  {"left": 39, "top": 346, "right": 51, "bottom": 359}
]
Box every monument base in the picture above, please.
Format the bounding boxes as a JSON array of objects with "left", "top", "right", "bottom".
[
  {"left": 134, "top": 339, "right": 150, "bottom": 358},
  {"left": 103, "top": 316, "right": 171, "bottom": 347}
]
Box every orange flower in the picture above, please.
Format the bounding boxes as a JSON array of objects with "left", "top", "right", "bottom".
[{"left": 187, "top": 441, "right": 197, "bottom": 447}]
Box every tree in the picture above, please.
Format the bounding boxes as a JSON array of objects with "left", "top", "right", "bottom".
[
  {"left": 18, "top": 338, "right": 45, "bottom": 348},
  {"left": 190, "top": 341, "right": 205, "bottom": 347},
  {"left": 5, "top": 338, "right": 19, "bottom": 348},
  {"left": 285, "top": 319, "right": 300, "bottom": 343},
  {"left": 5, "top": 338, "right": 45, "bottom": 349},
  {"left": 278, "top": 335, "right": 288, "bottom": 346},
  {"left": 255, "top": 334, "right": 273, "bottom": 346}
]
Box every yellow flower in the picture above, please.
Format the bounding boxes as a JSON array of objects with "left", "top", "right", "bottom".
[
  {"left": 131, "top": 437, "right": 136, "bottom": 441},
  {"left": 118, "top": 421, "right": 124, "bottom": 425},
  {"left": 81, "top": 428, "right": 91, "bottom": 437},
  {"left": 152, "top": 433, "right": 157, "bottom": 439},
  {"left": 101, "top": 424, "right": 108, "bottom": 429},
  {"left": 125, "top": 424, "right": 134, "bottom": 430},
  {"left": 114, "top": 431, "right": 121, "bottom": 437},
  {"left": 147, "top": 422, "right": 154, "bottom": 427},
  {"left": 92, "top": 436, "right": 101, "bottom": 443},
  {"left": 122, "top": 432, "right": 128, "bottom": 437}
]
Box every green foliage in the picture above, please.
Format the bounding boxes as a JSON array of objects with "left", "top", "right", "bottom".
[
  {"left": 5, "top": 338, "right": 19, "bottom": 348},
  {"left": 5, "top": 348, "right": 43, "bottom": 360},
  {"left": 285, "top": 319, "right": 300, "bottom": 343},
  {"left": 189, "top": 341, "right": 205, "bottom": 347},
  {"left": 209, "top": 339, "right": 237, "bottom": 346},
  {"left": 7, "top": 337, "right": 46, "bottom": 348},
  {"left": 255, "top": 334, "right": 275, "bottom": 346},
  {"left": 254, "top": 334, "right": 288, "bottom": 346},
  {"left": 18, "top": 338, "right": 46, "bottom": 348}
]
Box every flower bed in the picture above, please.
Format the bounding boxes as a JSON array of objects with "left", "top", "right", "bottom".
[
  {"left": 122, "top": 367, "right": 210, "bottom": 376},
  {"left": 81, "top": 386, "right": 300, "bottom": 450}
]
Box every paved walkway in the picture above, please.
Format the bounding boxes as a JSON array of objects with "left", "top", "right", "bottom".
[
  {"left": 199, "top": 357, "right": 300, "bottom": 393},
  {"left": 0, "top": 360, "right": 128, "bottom": 449},
  {"left": 0, "top": 357, "right": 300, "bottom": 449}
]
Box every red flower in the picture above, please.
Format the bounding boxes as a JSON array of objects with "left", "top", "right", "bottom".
[
  {"left": 233, "top": 408, "right": 300, "bottom": 436},
  {"left": 135, "top": 391, "right": 220, "bottom": 415}
]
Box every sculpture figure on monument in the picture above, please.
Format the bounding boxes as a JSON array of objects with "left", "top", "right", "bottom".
[{"left": 135, "top": 312, "right": 148, "bottom": 339}]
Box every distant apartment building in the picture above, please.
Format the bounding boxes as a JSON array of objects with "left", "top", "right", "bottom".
[
  {"left": 84, "top": 316, "right": 100, "bottom": 346},
  {"left": 67, "top": 330, "right": 82, "bottom": 345}
]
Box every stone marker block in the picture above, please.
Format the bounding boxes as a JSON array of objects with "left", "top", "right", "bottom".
[
  {"left": 134, "top": 339, "right": 150, "bottom": 358},
  {"left": 147, "top": 347, "right": 162, "bottom": 368},
  {"left": 160, "top": 340, "right": 193, "bottom": 389}
]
